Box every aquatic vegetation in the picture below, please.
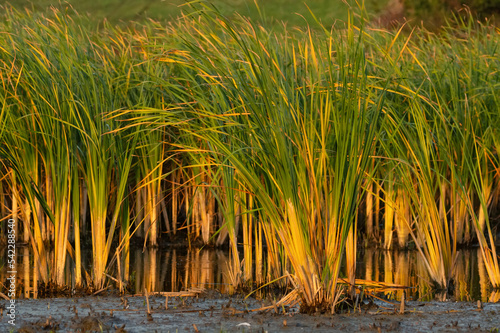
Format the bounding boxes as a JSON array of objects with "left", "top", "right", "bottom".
[{"left": 0, "top": 1, "right": 499, "bottom": 309}]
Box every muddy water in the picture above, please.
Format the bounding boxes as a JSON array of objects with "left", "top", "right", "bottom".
[{"left": 1, "top": 246, "right": 499, "bottom": 303}]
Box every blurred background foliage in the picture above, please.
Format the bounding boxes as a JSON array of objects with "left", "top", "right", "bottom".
[
  {"left": 2, "top": 0, "right": 498, "bottom": 29},
  {"left": 402, "top": 0, "right": 500, "bottom": 28},
  {"left": 1, "top": 0, "right": 389, "bottom": 27}
]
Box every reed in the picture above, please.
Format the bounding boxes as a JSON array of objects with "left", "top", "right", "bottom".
[
  {"left": 0, "top": 2, "right": 499, "bottom": 305},
  {"left": 135, "top": 123, "right": 166, "bottom": 247},
  {"left": 371, "top": 13, "right": 500, "bottom": 290},
  {"left": 0, "top": 7, "right": 84, "bottom": 285},
  {"left": 386, "top": 99, "right": 458, "bottom": 289},
  {"left": 465, "top": 131, "right": 500, "bottom": 287},
  {"left": 161, "top": 2, "right": 386, "bottom": 310}
]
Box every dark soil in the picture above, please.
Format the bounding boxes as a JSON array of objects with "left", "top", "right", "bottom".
[{"left": 2, "top": 290, "right": 500, "bottom": 332}]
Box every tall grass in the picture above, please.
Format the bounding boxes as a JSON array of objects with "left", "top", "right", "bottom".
[
  {"left": 0, "top": 2, "right": 499, "bottom": 308},
  {"left": 154, "top": 3, "right": 387, "bottom": 310},
  {"left": 363, "top": 15, "right": 500, "bottom": 289}
]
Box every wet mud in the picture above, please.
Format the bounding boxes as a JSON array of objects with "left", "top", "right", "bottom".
[{"left": 2, "top": 291, "right": 500, "bottom": 332}]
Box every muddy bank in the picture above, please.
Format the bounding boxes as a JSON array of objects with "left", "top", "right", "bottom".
[{"left": 1, "top": 291, "right": 499, "bottom": 332}]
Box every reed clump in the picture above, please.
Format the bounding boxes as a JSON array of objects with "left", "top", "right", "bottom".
[{"left": 0, "top": 2, "right": 499, "bottom": 309}]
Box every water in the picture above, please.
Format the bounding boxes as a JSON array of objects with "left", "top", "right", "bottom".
[
  {"left": 1, "top": 245, "right": 499, "bottom": 302},
  {"left": 356, "top": 248, "right": 499, "bottom": 302}
]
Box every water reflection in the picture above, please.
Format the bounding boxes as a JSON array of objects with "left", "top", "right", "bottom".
[
  {"left": 129, "top": 248, "right": 233, "bottom": 295},
  {"left": 1, "top": 246, "right": 498, "bottom": 301},
  {"left": 356, "top": 249, "right": 496, "bottom": 301}
]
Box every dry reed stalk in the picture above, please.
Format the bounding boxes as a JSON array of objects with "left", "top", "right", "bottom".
[
  {"left": 489, "top": 291, "right": 500, "bottom": 303},
  {"left": 395, "top": 188, "right": 410, "bottom": 248},
  {"left": 148, "top": 189, "right": 160, "bottom": 246},
  {"left": 255, "top": 222, "right": 263, "bottom": 285},
  {"left": 346, "top": 225, "right": 357, "bottom": 299},
  {"left": 375, "top": 184, "right": 381, "bottom": 238},
  {"left": 207, "top": 192, "right": 215, "bottom": 242},
  {"left": 365, "top": 181, "right": 374, "bottom": 239},
  {"left": 227, "top": 227, "right": 241, "bottom": 291},
  {"left": 116, "top": 249, "right": 122, "bottom": 293},
  {"left": 10, "top": 172, "right": 18, "bottom": 241},
  {"left": 0, "top": 178, "right": 5, "bottom": 221},
  {"left": 21, "top": 199, "right": 30, "bottom": 244},
  {"left": 183, "top": 182, "right": 189, "bottom": 237},
  {"left": 72, "top": 176, "right": 82, "bottom": 286},
  {"left": 79, "top": 181, "right": 88, "bottom": 240},
  {"left": 135, "top": 185, "right": 144, "bottom": 238},
  {"left": 453, "top": 189, "right": 470, "bottom": 244},
  {"left": 242, "top": 193, "right": 253, "bottom": 283},
  {"left": 160, "top": 196, "right": 171, "bottom": 235},
  {"left": 144, "top": 288, "right": 151, "bottom": 314},
  {"left": 477, "top": 182, "right": 492, "bottom": 234},
  {"left": 197, "top": 189, "right": 210, "bottom": 244},
  {"left": 22, "top": 247, "right": 30, "bottom": 298},
  {"left": 384, "top": 179, "right": 395, "bottom": 249},
  {"left": 262, "top": 221, "right": 283, "bottom": 284},
  {"left": 173, "top": 168, "right": 182, "bottom": 236},
  {"left": 400, "top": 291, "right": 405, "bottom": 314}
]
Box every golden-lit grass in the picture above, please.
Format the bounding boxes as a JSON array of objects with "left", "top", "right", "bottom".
[{"left": 0, "top": 2, "right": 498, "bottom": 307}]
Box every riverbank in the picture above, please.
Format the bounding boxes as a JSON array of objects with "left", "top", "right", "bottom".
[{"left": 2, "top": 291, "right": 499, "bottom": 332}]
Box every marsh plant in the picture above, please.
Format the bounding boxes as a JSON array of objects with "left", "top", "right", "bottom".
[{"left": 0, "top": 1, "right": 499, "bottom": 310}]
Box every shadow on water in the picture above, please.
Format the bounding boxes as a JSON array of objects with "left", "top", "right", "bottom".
[{"left": 1, "top": 246, "right": 499, "bottom": 302}]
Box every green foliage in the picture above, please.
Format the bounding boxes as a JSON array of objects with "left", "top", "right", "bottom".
[
  {"left": 4, "top": 0, "right": 388, "bottom": 27},
  {"left": 0, "top": 0, "right": 499, "bottom": 306},
  {"left": 402, "top": 0, "right": 500, "bottom": 28}
]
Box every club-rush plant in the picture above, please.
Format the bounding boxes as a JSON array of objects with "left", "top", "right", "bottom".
[
  {"left": 156, "top": 1, "right": 388, "bottom": 311},
  {"left": 0, "top": 1, "right": 499, "bottom": 305}
]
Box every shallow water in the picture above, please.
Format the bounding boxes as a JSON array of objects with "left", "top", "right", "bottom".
[
  {"left": 357, "top": 248, "right": 500, "bottom": 302},
  {"left": 1, "top": 245, "right": 499, "bottom": 302}
]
